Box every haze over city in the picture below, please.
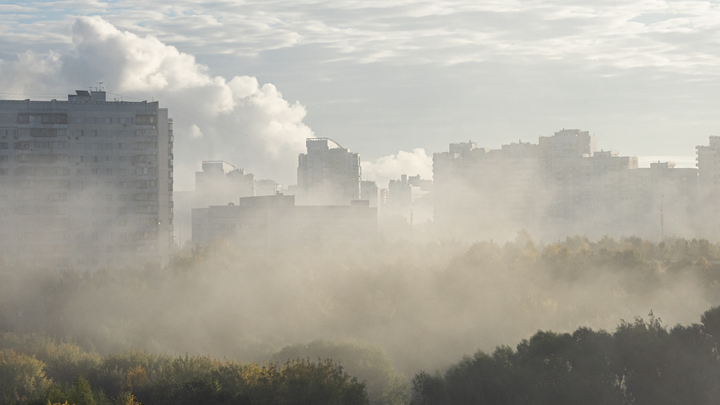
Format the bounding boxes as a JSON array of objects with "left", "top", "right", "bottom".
[
  {"left": 2, "top": 1, "right": 718, "bottom": 189},
  {"left": 3, "top": 2, "right": 720, "bottom": 405}
]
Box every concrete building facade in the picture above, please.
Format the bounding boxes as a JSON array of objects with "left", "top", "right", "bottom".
[
  {"left": 195, "top": 160, "right": 255, "bottom": 201},
  {"left": 192, "top": 194, "right": 377, "bottom": 249},
  {"left": 0, "top": 90, "right": 174, "bottom": 269},
  {"left": 433, "top": 129, "right": 695, "bottom": 240},
  {"left": 297, "top": 138, "right": 361, "bottom": 205}
]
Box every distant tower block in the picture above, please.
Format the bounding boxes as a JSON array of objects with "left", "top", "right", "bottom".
[
  {"left": 0, "top": 90, "right": 174, "bottom": 269},
  {"left": 297, "top": 138, "right": 361, "bottom": 205}
]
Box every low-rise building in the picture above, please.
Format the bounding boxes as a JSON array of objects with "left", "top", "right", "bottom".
[{"left": 192, "top": 194, "right": 377, "bottom": 249}]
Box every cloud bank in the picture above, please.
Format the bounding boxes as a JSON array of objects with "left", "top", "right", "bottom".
[
  {"left": 0, "top": 16, "right": 314, "bottom": 189},
  {"left": 10, "top": 0, "right": 720, "bottom": 73}
]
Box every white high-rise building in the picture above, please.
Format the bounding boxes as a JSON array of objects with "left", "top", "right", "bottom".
[
  {"left": 0, "top": 90, "right": 174, "bottom": 269},
  {"left": 297, "top": 138, "right": 361, "bottom": 205}
]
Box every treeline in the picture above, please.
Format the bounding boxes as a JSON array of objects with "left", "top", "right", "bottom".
[
  {"left": 0, "top": 335, "right": 368, "bottom": 405},
  {"left": 411, "top": 306, "right": 720, "bottom": 405},
  {"left": 4, "top": 307, "right": 720, "bottom": 405},
  {"left": 2, "top": 234, "right": 720, "bottom": 376}
]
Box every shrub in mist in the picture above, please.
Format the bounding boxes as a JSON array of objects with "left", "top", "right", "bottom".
[
  {"left": 272, "top": 340, "right": 410, "bottom": 405},
  {"left": 0, "top": 342, "right": 369, "bottom": 405},
  {"left": 0, "top": 349, "right": 51, "bottom": 404}
]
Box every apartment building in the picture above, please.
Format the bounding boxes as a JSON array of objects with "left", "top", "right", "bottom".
[
  {"left": 191, "top": 194, "right": 377, "bottom": 249},
  {"left": 0, "top": 90, "right": 173, "bottom": 269},
  {"left": 434, "top": 139, "right": 545, "bottom": 239},
  {"left": 433, "top": 129, "right": 695, "bottom": 240},
  {"left": 696, "top": 136, "right": 720, "bottom": 235},
  {"left": 297, "top": 138, "right": 361, "bottom": 205},
  {"left": 195, "top": 160, "right": 255, "bottom": 202}
]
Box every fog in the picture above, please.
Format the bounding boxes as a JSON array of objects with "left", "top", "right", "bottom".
[
  {"left": 2, "top": 233, "right": 719, "bottom": 380},
  {"left": 3, "top": 13, "right": 720, "bottom": 405}
]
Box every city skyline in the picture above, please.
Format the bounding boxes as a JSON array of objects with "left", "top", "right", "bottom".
[{"left": 1, "top": 3, "right": 715, "bottom": 189}]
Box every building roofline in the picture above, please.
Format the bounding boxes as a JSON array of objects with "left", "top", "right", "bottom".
[{"left": 306, "top": 137, "right": 344, "bottom": 149}]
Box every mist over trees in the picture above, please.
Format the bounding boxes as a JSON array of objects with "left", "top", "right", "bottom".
[
  {"left": 0, "top": 335, "right": 369, "bottom": 405},
  {"left": 3, "top": 234, "right": 720, "bottom": 375},
  {"left": 2, "top": 234, "right": 720, "bottom": 403}
]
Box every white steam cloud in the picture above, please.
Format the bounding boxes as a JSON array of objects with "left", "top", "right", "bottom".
[
  {"left": 0, "top": 16, "right": 437, "bottom": 190},
  {"left": 189, "top": 124, "right": 204, "bottom": 139},
  {"left": 0, "top": 16, "right": 313, "bottom": 189}
]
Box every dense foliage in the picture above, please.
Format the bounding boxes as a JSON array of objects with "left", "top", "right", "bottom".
[
  {"left": 0, "top": 336, "right": 368, "bottom": 405},
  {"left": 271, "top": 340, "right": 409, "bottom": 405},
  {"left": 411, "top": 306, "right": 720, "bottom": 405}
]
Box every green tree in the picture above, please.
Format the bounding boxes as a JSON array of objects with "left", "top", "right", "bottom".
[
  {"left": 68, "top": 375, "right": 96, "bottom": 405},
  {"left": 273, "top": 340, "right": 409, "bottom": 405},
  {"left": 0, "top": 349, "right": 51, "bottom": 404}
]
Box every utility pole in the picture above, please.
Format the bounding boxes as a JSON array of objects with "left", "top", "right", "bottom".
[{"left": 660, "top": 195, "right": 665, "bottom": 242}]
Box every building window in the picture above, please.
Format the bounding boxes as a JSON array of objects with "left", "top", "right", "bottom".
[{"left": 136, "top": 115, "right": 157, "bottom": 125}]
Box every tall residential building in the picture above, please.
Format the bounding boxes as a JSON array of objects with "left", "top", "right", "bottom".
[
  {"left": 360, "top": 180, "right": 381, "bottom": 210},
  {"left": 195, "top": 160, "right": 255, "bottom": 202},
  {"left": 0, "top": 90, "right": 173, "bottom": 269},
  {"left": 297, "top": 138, "right": 361, "bottom": 205},
  {"left": 696, "top": 136, "right": 720, "bottom": 234},
  {"left": 434, "top": 139, "right": 544, "bottom": 239},
  {"left": 433, "top": 129, "right": 696, "bottom": 240},
  {"left": 697, "top": 136, "right": 720, "bottom": 191}
]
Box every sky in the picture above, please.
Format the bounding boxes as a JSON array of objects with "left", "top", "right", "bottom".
[{"left": 0, "top": 0, "right": 718, "bottom": 189}]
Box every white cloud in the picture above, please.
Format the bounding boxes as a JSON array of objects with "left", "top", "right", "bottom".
[
  {"left": 362, "top": 148, "right": 433, "bottom": 188},
  {"left": 189, "top": 124, "right": 203, "bottom": 139},
  {"left": 0, "top": 16, "right": 314, "bottom": 189},
  {"left": 5, "top": 0, "right": 720, "bottom": 75},
  {"left": 12, "top": 0, "right": 712, "bottom": 75}
]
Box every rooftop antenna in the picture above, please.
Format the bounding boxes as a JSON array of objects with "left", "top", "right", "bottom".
[{"left": 97, "top": 82, "right": 104, "bottom": 91}]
